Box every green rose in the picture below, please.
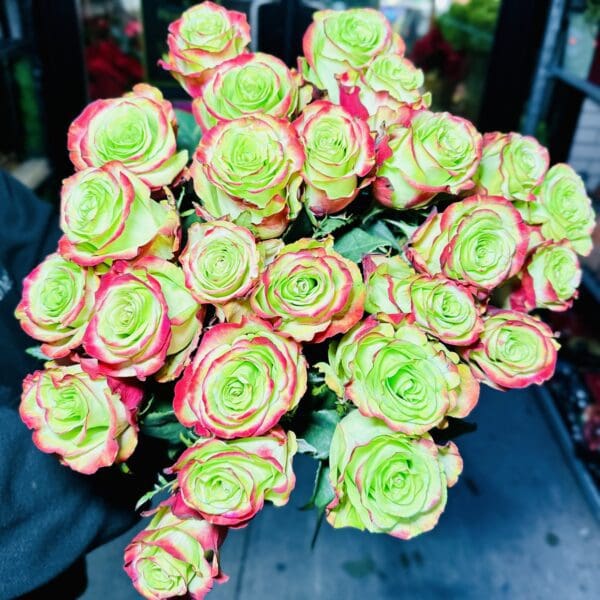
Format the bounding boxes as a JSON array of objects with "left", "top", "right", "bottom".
[
  {"left": 174, "top": 318, "right": 307, "bottom": 439},
  {"left": 473, "top": 132, "right": 549, "bottom": 201},
  {"left": 350, "top": 54, "right": 431, "bottom": 128},
  {"left": 132, "top": 257, "right": 205, "bottom": 383},
  {"left": 293, "top": 100, "right": 375, "bottom": 215},
  {"left": 327, "top": 410, "right": 463, "bottom": 539},
  {"left": 124, "top": 507, "right": 227, "bottom": 599},
  {"left": 517, "top": 163, "right": 596, "bottom": 256},
  {"left": 20, "top": 364, "right": 137, "bottom": 474},
  {"left": 191, "top": 114, "right": 304, "bottom": 239},
  {"left": 68, "top": 85, "right": 188, "bottom": 189},
  {"left": 192, "top": 52, "right": 300, "bottom": 132},
  {"left": 59, "top": 163, "right": 180, "bottom": 266},
  {"left": 250, "top": 237, "right": 366, "bottom": 343},
  {"left": 179, "top": 220, "right": 260, "bottom": 305},
  {"left": 300, "top": 8, "right": 405, "bottom": 102},
  {"left": 167, "top": 427, "right": 296, "bottom": 527},
  {"left": 321, "top": 315, "right": 478, "bottom": 434},
  {"left": 15, "top": 253, "right": 98, "bottom": 358},
  {"left": 159, "top": 1, "right": 251, "bottom": 97},
  {"left": 508, "top": 241, "right": 582, "bottom": 312},
  {"left": 375, "top": 110, "right": 482, "bottom": 209},
  {"left": 408, "top": 195, "right": 530, "bottom": 293},
  {"left": 461, "top": 309, "right": 559, "bottom": 389},
  {"left": 362, "top": 254, "right": 415, "bottom": 315}
]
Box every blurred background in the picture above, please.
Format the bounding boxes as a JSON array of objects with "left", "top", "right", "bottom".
[{"left": 1, "top": 0, "right": 599, "bottom": 597}]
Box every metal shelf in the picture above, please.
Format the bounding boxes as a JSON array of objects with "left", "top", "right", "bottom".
[{"left": 551, "top": 66, "right": 600, "bottom": 104}]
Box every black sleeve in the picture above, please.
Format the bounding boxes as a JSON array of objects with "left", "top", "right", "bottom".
[{"left": 0, "top": 171, "right": 141, "bottom": 598}]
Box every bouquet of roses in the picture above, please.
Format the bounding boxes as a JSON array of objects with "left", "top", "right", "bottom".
[{"left": 15, "top": 3, "right": 595, "bottom": 598}]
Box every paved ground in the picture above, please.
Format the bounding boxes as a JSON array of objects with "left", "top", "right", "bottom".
[{"left": 82, "top": 387, "right": 600, "bottom": 600}]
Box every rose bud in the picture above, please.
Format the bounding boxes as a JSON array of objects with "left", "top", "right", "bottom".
[
  {"left": 166, "top": 427, "right": 296, "bottom": 528},
  {"left": 179, "top": 220, "right": 260, "bottom": 305},
  {"left": 461, "top": 309, "right": 559, "bottom": 390},
  {"left": 19, "top": 364, "right": 137, "bottom": 474},
  {"left": 174, "top": 318, "right": 307, "bottom": 438},
  {"left": 294, "top": 100, "right": 375, "bottom": 216},
  {"left": 58, "top": 163, "right": 180, "bottom": 266},
  {"left": 374, "top": 110, "right": 482, "bottom": 210},
  {"left": 190, "top": 114, "right": 305, "bottom": 239},
  {"left": 15, "top": 253, "right": 98, "bottom": 358},
  {"left": 250, "top": 237, "right": 365, "bottom": 343},
  {"left": 327, "top": 410, "right": 463, "bottom": 539},
  {"left": 473, "top": 132, "right": 549, "bottom": 202},
  {"left": 159, "top": 1, "right": 250, "bottom": 97},
  {"left": 68, "top": 84, "right": 188, "bottom": 189},
  {"left": 320, "top": 315, "right": 478, "bottom": 435},
  {"left": 192, "top": 52, "right": 300, "bottom": 132},
  {"left": 407, "top": 195, "right": 530, "bottom": 295},
  {"left": 124, "top": 507, "right": 227, "bottom": 600},
  {"left": 517, "top": 163, "right": 596, "bottom": 256},
  {"left": 508, "top": 241, "right": 582, "bottom": 313},
  {"left": 300, "top": 8, "right": 405, "bottom": 102}
]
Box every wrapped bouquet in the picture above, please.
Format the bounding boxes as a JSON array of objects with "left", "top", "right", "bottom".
[{"left": 15, "top": 3, "right": 595, "bottom": 598}]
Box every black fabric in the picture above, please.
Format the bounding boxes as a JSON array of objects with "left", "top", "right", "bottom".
[{"left": 0, "top": 172, "right": 142, "bottom": 599}]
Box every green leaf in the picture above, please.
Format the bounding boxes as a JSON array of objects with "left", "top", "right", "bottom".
[
  {"left": 25, "top": 346, "right": 50, "bottom": 361},
  {"left": 334, "top": 227, "right": 392, "bottom": 262},
  {"left": 299, "top": 409, "right": 340, "bottom": 459},
  {"left": 135, "top": 474, "right": 176, "bottom": 511},
  {"left": 140, "top": 408, "right": 192, "bottom": 445},
  {"left": 302, "top": 461, "right": 335, "bottom": 513},
  {"left": 313, "top": 213, "right": 355, "bottom": 238},
  {"left": 366, "top": 220, "right": 403, "bottom": 251},
  {"left": 174, "top": 108, "right": 201, "bottom": 156}
]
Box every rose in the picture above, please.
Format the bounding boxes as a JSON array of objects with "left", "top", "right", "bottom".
[
  {"left": 508, "top": 241, "right": 582, "bottom": 313},
  {"left": 132, "top": 257, "right": 205, "bottom": 383},
  {"left": 293, "top": 100, "right": 375, "bottom": 215},
  {"left": 250, "top": 237, "right": 365, "bottom": 343},
  {"left": 363, "top": 255, "right": 483, "bottom": 345},
  {"left": 166, "top": 428, "right": 296, "bottom": 527},
  {"left": 19, "top": 364, "right": 137, "bottom": 474},
  {"left": 363, "top": 254, "right": 416, "bottom": 315},
  {"left": 83, "top": 263, "right": 172, "bottom": 379},
  {"left": 192, "top": 52, "right": 300, "bottom": 132},
  {"left": 461, "top": 309, "right": 559, "bottom": 389},
  {"left": 58, "top": 164, "right": 180, "bottom": 266},
  {"left": 409, "top": 275, "right": 483, "bottom": 346},
  {"left": 339, "top": 54, "right": 430, "bottom": 128},
  {"left": 327, "top": 410, "right": 463, "bottom": 539},
  {"left": 321, "top": 315, "right": 478, "bottom": 435},
  {"left": 124, "top": 507, "right": 227, "bottom": 600},
  {"left": 68, "top": 84, "right": 188, "bottom": 189},
  {"left": 517, "top": 164, "right": 596, "bottom": 256},
  {"left": 159, "top": 1, "right": 251, "bottom": 97},
  {"left": 15, "top": 254, "right": 98, "bottom": 358},
  {"left": 300, "top": 8, "right": 405, "bottom": 102},
  {"left": 473, "top": 132, "right": 549, "bottom": 202},
  {"left": 407, "top": 195, "right": 530, "bottom": 293},
  {"left": 179, "top": 220, "right": 260, "bottom": 305},
  {"left": 190, "top": 114, "right": 304, "bottom": 239},
  {"left": 374, "top": 110, "right": 482, "bottom": 210},
  {"left": 174, "top": 318, "right": 307, "bottom": 438}
]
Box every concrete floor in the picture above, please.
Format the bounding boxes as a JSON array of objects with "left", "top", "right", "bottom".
[{"left": 82, "top": 388, "right": 600, "bottom": 600}]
